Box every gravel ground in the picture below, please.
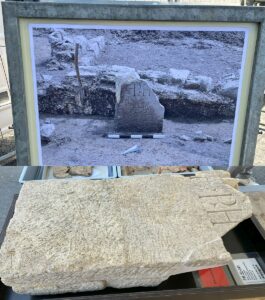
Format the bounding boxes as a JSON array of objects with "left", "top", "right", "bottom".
[{"left": 41, "top": 115, "right": 233, "bottom": 166}]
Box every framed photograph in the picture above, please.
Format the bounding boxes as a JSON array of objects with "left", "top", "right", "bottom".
[{"left": 2, "top": 2, "right": 265, "bottom": 166}]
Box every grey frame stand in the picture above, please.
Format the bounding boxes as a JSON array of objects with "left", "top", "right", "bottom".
[{"left": 2, "top": 1, "right": 265, "bottom": 166}]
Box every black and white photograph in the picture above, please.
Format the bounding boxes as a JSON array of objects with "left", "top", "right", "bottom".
[{"left": 30, "top": 24, "right": 247, "bottom": 166}]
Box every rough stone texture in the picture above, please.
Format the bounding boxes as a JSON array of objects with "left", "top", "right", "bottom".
[
  {"left": 53, "top": 166, "right": 70, "bottom": 178},
  {"left": 53, "top": 167, "right": 93, "bottom": 177},
  {"left": 47, "top": 30, "right": 105, "bottom": 67},
  {"left": 114, "top": 79, "right": 165, "bottom": 133},
  {"left": 169, "top": 69, "right": 190, "bottom": 84},
  {"left": 37, "top": 67, "right": 236, "bottom": 119},
  {"left": 69, "top": 166, "right": 93, "bottom": 177},
  {"left": 40, "top": 120, "right": 55, "bottom": 140},
  {"left": 0, "top": 173, "right": 252, "bottom": 295},
  {"left": 184, "top": 75, "right": 213, "bottom": 92},
  {"left": 218, "top": 73, "right": 240, "bottom": 100}
]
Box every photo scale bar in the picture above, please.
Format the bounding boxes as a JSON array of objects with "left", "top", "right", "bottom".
[{"left": 106, "top": 134, "right": 165, "bottom": 139}]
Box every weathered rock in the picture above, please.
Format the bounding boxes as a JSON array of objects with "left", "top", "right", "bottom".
[
  {"left": 115, "top": 79, "right": 165, "bottom": 133},
  {"left": 158, "top": 166, "right": 189, "bottom": 173},
  {"left": 151, "top": 83, "right": 236, "bottom": 119},
  {"left": 48, "top": 30, "right": 105, "bottom": 66},
  {"left": 206, "top": 135, "right": 215, "bottom": 142},
  {"left": 40, "top": 120, "right": 55, "bottom": 142},
  {"left": 224, "top": 138, "right": 232, "bottom": 144},
  {"left": 122, "top": 166, "right": 160, "bottom": 176},
  {"left": 169, "top": 69, "right": 190, "bottom": 84},
  {"left": 53, "top": 167, "right": 70, "bottom": 178},
  {"left": 217, "top": 72, "right": 240, "bottom": 101},
  {"left": 69, "top": 166, "right": 93, "bottom": 177},
  {"left": 184, "top": 75, "right": 213, "bottom": 92},
  {"left": 194, "top": 135, "right": 207, "bottom": 142},
  {"left": 38, "top": 66, "right": 235, "bottom": 119},
  {"left": 138, "top": 70, "right": 170, "bottom": 84},
  {"left": 219, "top": 79, "right": 239, "bottom": 100},
  {"left": 0, "top": 174, "right": 252, "bottom": 295},
  {"left": 179, "top": 135, "right": 192, "bottom": 141}
]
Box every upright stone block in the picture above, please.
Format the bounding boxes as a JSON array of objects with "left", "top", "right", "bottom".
[{"left": 114, "top": 79, "right": 165, "bottom": 133}]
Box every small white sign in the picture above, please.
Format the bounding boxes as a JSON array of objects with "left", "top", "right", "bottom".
[{"left": 232, "top": 258, "right": 265, "bottom": 284}]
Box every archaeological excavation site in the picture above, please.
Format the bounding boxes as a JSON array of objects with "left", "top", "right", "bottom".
[{"left": 34, "top": 27, "right": 245, "bottom": 165}]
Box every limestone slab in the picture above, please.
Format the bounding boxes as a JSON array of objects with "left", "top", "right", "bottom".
[{"left": 0, "top": 174, "right": 252, "bottom": 295}]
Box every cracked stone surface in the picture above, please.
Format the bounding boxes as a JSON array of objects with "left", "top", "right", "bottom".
[{"left": 0, "top": 173, "right": 252, "bottom": 295}]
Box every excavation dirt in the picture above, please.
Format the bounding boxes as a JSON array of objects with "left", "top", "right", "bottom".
[{"left": 41, "top": 115, "right": 233, "bottom": 166}]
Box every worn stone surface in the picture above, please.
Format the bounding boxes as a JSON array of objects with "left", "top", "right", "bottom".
[
  {"left": 37, "top": 66, "right": 236, "bottom": 119},
  {"left": 46, "top": 30, "right": 105, "bottom": 67},
  {"left": 53, "top": 166, "right": 70, "bottom": 178},
  {"left": 184, "top": 75, "right": 213, "bottom": 92},
  {"left": 53, "top": 167, "right": 93, "bottom": 177},
  {"left": 114, "top": 79, "right": 165, "bottom": 133},
  {"left": 40, "top": 120, "right": 55, "bottom": 140},
  {"left": 69, "top": 166, "right": 93, "bottom": 177},
  {"left": 0, "top": 174, "right": 252, "bottom": 295}
]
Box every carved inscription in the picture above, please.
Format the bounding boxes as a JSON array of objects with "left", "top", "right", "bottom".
[{"left": 114, "top": 80, "right": 165, "bottom": 133}]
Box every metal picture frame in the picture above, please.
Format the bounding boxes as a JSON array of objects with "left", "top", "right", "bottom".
[{"left": 2, "top": 1, "right": 265, "bottom": 165}]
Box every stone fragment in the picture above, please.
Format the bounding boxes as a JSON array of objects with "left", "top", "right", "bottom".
[
  {"left": 169, "top": 69, "right": 190, "bottom": 84},
  {"left": 219, "top": 73, "right": 240, "bottom": 101},
  {"left": 122, "top": 166, "right": 160, "bottom": 176},
  {"left": 224, "top": 138, "right": 232, "bottom": 144},
  {"left": 114, "top": 79, "right": 165, "bottom": 133},
  {"left": 179, "top": 135, "right": 191, "bottom": 141},
  {"left": 53, "top": 166, "right": 70, "bottom": 178},
  {"left": 158, "top": 166, "right": 189, "bottom": 173},
  {"left": 122, "top": 145, "right": 141, "bottom": 155},
  {"left": 206, "top": 135, "right": 216, "bottom": 142},
  {"left": 115, "top": 69, "right": 140, "bottom": 104},
  {"left": 40, "top": 120, "right": 55, "bottom": 142},
  {"left": 39, "top": 66, "right": 235, "bottom": 119},
  {"left": 69, "top": 166, "right": 93, "bottom": 177},
  {"left": 138, "top": 70, "right": 169, "bottom": 84},
  {"left": 193, "top": 135, "right": 207, "bottom": 142},
  {"left": 0, "top": 174, "right": 252, "bottom": 295},
  {"left": 184, "top": 75, "right": 213, "bottom": 92},
  {"left": 48, "top": 31, "right": 105, "bottom": 66}
]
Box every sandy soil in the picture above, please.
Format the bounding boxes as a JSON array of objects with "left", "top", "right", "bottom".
[{"left": 41, "top": 115, "right": 233, "bottom": 166}]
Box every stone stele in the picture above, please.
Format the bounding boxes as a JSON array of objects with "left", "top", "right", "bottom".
[
  {"left": 114, "top": 79, "right": 165, "bottom": 133},
  {"left": 0, "top": 173, "right": 252, "bottom": 295}
]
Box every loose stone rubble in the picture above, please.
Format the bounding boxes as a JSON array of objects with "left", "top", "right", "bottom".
[
  {"left": 0, "top": 172, "right": 252, "bottom": 295},
  {"left": 37, "top": 66, "right": 237, "bottom": 119},
  {"left": 53, "top": 166, "right": 93, "bottom": 178}
]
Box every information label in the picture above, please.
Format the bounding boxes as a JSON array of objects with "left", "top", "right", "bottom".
[{"left": 232, "top": 258, "right": 265, "bottom": 284}]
